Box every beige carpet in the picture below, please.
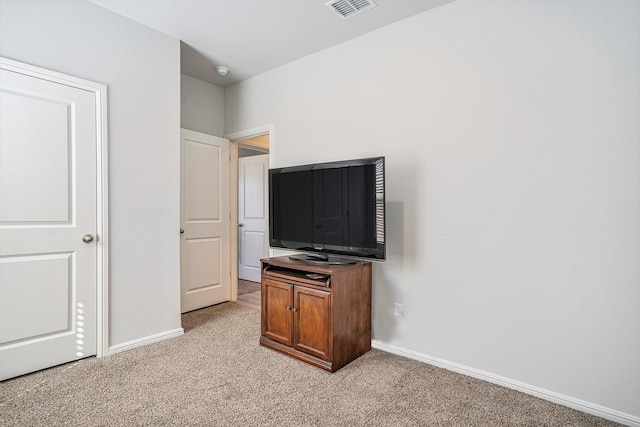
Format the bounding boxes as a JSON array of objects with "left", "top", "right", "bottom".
[
  {"left": 0, "top": 303, "right": 620, "bottom": 426},
  {"left": 238, "top": 279, "right": 261, "bottom": 295}
]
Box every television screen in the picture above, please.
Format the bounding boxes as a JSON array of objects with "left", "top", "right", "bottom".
[{"left": 269, "top": 156, "right": 385, "bottom": 262}]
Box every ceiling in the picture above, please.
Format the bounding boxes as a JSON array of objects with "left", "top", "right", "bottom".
[{"left": 91, "top": 0, "right": 455, "bottom": 87}]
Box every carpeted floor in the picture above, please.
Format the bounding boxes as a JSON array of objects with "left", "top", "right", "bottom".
[
  {"left": 0, "top": 303, "right": 620, "bottom": 426},
  {"left": 238, "top": 279, "right": 261, "bottom": 295}
]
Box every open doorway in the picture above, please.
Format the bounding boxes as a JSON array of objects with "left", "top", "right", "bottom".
[{"left": 227, "top": 128, "right": 271, "bottom": 309}]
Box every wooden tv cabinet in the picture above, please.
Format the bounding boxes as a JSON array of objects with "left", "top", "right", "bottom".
[{"left": 259, "top": 256, "right": 372, "bottom": 372}]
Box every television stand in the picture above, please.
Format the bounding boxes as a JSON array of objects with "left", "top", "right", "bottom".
[
  {"left": 260, "top": 256, "right": 372, "bottom": 372},
  {"left": 288, "top": 253, "right": 357, "bottom": 265}
]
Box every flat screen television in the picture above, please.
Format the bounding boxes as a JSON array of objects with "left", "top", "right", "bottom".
[{"left": 269, "top": 156, "right": 385, "bottom": 263}]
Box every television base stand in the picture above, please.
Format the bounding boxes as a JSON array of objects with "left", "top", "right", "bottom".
[
  {"left": 288, "top": 254, "right": 357, "bottom": 265},
  {"left": 260, "top": 255, "right": 372, "bottom": 372}
]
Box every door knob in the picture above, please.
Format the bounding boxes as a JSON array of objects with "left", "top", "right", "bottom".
[
  {"left": 82, "top": 234, "right": 94, "bottom": 243},
  {"left": 180, "top": 228, "right": 185, "bottom": 234},
  {"left": 238, "top": 223, "right": 244, "bottom": 227}
]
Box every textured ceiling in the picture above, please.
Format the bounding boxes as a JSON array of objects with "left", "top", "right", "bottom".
[{"left": 92, "top": 0, "right": 455, "bottom": 87}]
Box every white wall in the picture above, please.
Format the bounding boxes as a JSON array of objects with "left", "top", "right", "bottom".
[
  {"left": 0, "top": 1, "right": 182, "bottom": 347},
  {"left": 225, "top": 0, "right": 640, "bottom": 421},
  {"left": 181, "top": 74, "right": 225, "bottom": 137}
]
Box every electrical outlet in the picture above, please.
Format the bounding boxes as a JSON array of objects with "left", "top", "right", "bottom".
[{"left": 394, "top": 303, "right": 404, "bottom": 317}]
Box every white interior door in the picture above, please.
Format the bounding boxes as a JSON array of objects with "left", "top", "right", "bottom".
[
  {"left": 238, "top": 154, "right": 269, "bottom": 283},
  {"left": 180, "top": 129, "right": 230, "bottom": 313},
  {"left": 0, "top": 63, "right": 98, "bottom": 380}
]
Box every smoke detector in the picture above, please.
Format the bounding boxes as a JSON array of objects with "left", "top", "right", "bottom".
[
  {"left": 325, "top": 0, "right": 376, "bottom": 20},
  {"left": 215, "top": 66, "right": 229, "bottom": 76}
]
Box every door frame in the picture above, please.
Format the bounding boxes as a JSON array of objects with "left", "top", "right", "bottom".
[
  {"left": 1, "top": 57, "right": 110, "bottom": 358},
  {"left": 225, "top": 125, "right": 274, "bottom": 301}
]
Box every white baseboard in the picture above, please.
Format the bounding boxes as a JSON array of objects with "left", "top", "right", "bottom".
[
  {"left": 371, "top": 340, "right": 639, "bottom": 427},
  {"left": 107, "top": 328, "right": 184, "bottom": 355}
]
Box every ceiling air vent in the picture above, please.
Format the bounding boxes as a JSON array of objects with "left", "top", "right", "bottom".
[{"left": 325, "top": 0, "right": 377, "bottom": 20}]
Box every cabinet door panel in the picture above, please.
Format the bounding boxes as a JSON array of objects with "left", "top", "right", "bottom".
[
  {"left": 294, "top": 286, "right": 331, "bottom": 360},
  {"left": 261, "top": 279, "right": 293, "bottom": 346}
]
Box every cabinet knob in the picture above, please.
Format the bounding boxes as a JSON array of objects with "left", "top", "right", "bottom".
[
  {"left": 292, "top": 307, "right": 298, "bottom": 312},
  {"left": 286, "top": 306, "right": 292, "bottom": 311}
]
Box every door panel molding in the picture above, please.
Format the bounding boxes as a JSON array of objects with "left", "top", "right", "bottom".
[
  {"left": 180, "top": 128, "right": 230, "bottom": 313},
  {"left": 0, "top": 57, "right": 109, "bottom": 368},
  {"left": 238, "top": 154, "right": 269, "bottom": 282}
]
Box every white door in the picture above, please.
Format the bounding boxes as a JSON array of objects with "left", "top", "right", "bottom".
[
  {"left": 180, "top": 129, "right": 230, "bottom": 313},
  {"left": 238, "top": 154, "right": 269, "bottom": 283},
  {"left": 0, "top": 63, "right": 98, "bottom": 380}
]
